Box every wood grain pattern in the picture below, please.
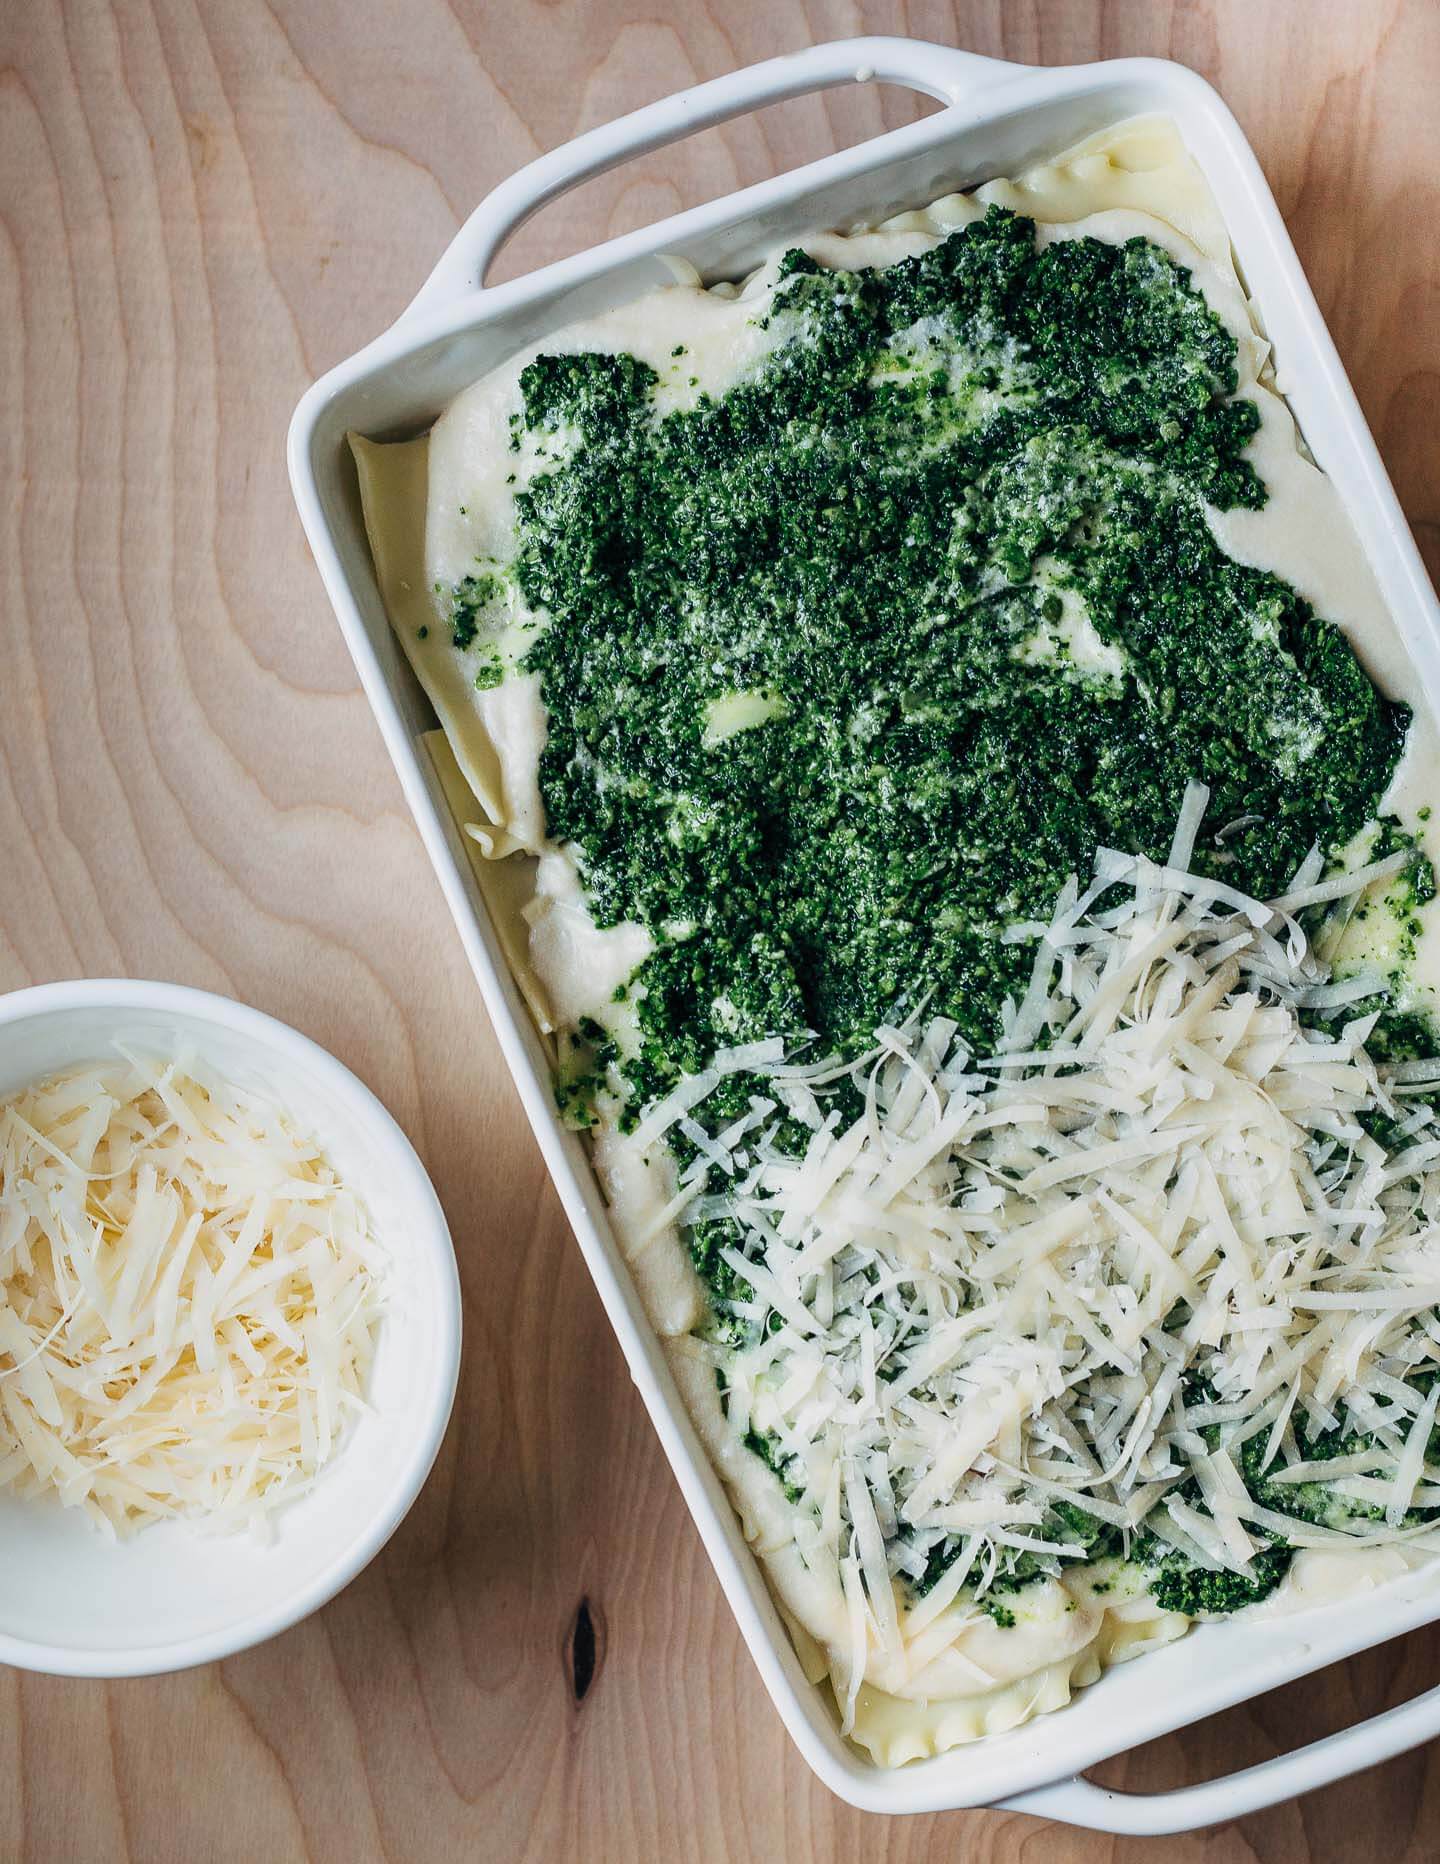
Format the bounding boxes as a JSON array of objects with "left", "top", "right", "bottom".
[{"left": 1, "top": 2, "right": 1437, "bottom": 1857}]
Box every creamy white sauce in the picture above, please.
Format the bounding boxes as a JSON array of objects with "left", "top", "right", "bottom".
[
  {"left": 358, "top": 115, "right": 1440, "bottom": 1758},
  {"left": 522, "top": 850, "right": 653, "bottom": 1028},
  {"left": 1203, "top": 333, "right": 1440, "bottom": 1007},
  {"left": 1017, "top": 564, "right": 1130, "bottom": 687},
  {"left": 1253, "top": 1543, "right": 1437, "bottom": 1618}
]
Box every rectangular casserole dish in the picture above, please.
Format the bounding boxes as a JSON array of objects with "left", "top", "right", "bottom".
[{"left": 288, "top": 37, "right": 1440, "bottom": 1833}]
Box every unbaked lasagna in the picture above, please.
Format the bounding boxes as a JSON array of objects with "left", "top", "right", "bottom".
[{"left": 354, "top": 119, "right": 1440, "bottom": 1762}]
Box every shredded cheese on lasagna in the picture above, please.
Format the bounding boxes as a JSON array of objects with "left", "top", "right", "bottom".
[
  {"left": 647, "top": 783, "right": 1440, "bottom": 1712},
  {"left": 0, "top": 1053, "right": 386, "bottom": 1536}
]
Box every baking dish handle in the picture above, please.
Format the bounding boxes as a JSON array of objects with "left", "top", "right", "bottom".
[
  {"left": 404, "top": 36, "right": 1026, "bottom": 315},
  {"left": 998, "top": 1680, "right": 1440, "bottom": 1835}
]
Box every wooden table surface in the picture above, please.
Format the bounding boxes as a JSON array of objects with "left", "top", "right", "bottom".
[{"left": 3, "top": 2, "right": 1438, "bottom": 1858}]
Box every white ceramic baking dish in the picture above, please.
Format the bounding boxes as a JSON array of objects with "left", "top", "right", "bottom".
[{"left": 288, "top": 36, "right": 1440, "bottom": 1832}]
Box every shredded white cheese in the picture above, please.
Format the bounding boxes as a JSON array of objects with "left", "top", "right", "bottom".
[
  {"left": 663, "top": 785, "right": 1440, "bottom": 1682},
  {"left": 0, "top": 1053, "right": 386, "bottom": 1537}
]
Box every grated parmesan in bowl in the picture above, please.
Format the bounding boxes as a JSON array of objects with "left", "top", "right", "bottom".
[
  {"left": 0, "top": 980, "right": 459, "bottom": 1677},
  {"left": 0, "top": 1052, "right": 386, "bottom": 1538}
]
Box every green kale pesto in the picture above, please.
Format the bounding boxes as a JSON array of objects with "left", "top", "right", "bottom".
[
  {"left": 493, "top": 206, "right": 1408, "bottom": 1111},
  {"left": 449, "top": 569, "right": 504, "bottom": 652}
]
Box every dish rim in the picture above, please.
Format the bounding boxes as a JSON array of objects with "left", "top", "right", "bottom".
[{"left": 287, "top": 36, "right": 1440, "bottom": 1830}]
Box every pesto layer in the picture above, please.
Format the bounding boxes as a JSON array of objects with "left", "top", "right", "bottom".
[{"left": 469, "top": 208, "right": 1408, "bottom": 1109}]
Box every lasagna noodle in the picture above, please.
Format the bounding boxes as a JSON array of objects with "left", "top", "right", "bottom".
[
  {"left": 353, "top": 116, "right": 1440, "bottom": 1762},
  {"left": 847, "top": 1602, "right": 1193, "bottom": 1768},
  {"left": 352, "top": 434, "right": 524, "bottom": 849},
  {"left": 420, "top": 727, "right": 555, "bottom": 1037}
]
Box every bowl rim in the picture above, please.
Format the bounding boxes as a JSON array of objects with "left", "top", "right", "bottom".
[{"left": 0, "top": 976, "right": 463, "bottom": 1678}]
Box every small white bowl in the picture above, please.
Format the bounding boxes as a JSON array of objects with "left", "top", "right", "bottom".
[{"left": 0, "top": 978, "right": 462, "bottom": 1677}]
